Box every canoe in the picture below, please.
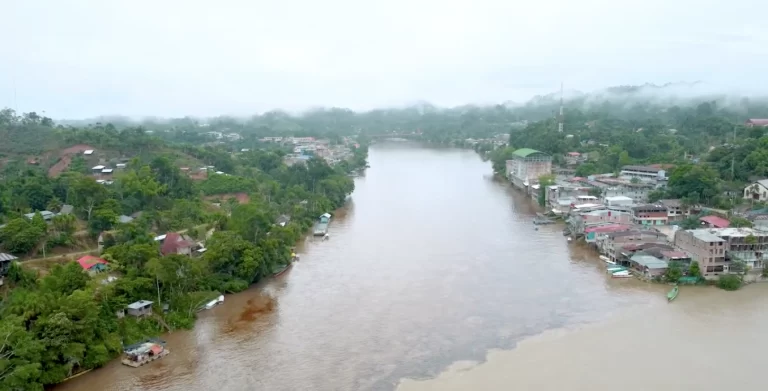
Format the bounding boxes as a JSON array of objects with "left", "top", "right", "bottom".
[{"left": 667, "top": 285, "right": 679, "bottom": 302}]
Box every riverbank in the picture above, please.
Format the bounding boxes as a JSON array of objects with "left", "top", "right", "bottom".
[{"left": 397, "top": 283, "right": 768, "bottom": 391}]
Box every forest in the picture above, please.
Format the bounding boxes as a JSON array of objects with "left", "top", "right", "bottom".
[{"left": 0, "top": 111, "right": 365, "bottom": 390}]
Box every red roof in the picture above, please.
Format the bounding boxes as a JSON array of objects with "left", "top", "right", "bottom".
[
  {"left": 77, "top": 255, "right": 108, "bottom": 270},
  {"left": 699, "top": 215, "right": 730, "bottom": 228},
  {"left": 160, "top": 232, "right": 194, "bottom": 255},
  {"left": 747, "top": 119, "right": 768, "bottom": 126},
  {"left": 567, "top": 152, "right": 580, "bottom": 156}
]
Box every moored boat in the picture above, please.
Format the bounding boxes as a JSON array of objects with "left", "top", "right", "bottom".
[
  {"left": 122, "top": 339, "right": 169, "bottom": 368},
  {"left": 606, "top": 266, "right": 627, "bottom": 273},
  {"left": 272, "top": 262, "right": 292, "bottom": 277},
  {"left": 599, "top": 255, "right": 616, "bottom": 265},
  {"left": 611, "top": 270, "right": 632, "bottom": 278},
  {"left": 667, "top": 285, "right": 679, "bottom": 302}
]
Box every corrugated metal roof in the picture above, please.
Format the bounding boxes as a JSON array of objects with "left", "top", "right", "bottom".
[
  {"left": 631, "top": 254, "right": 669, "bottom": 269},
  {"left": 0, "top": 253, "right": 19, "bottom": 262}
]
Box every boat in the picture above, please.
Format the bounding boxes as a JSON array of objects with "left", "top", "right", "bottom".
[
  {"left": 667, "top": 285, "right": 679, "bottom": 302},
  {"left": 313, "top": 213, "right": 332, "bottom": 236},
  {"left": 606, "top": 266, "right": 627, "bottom": 273},
  {"left": 122, "top": 339, "right": 169, "bottom": 367},
  {"left": 611, "top": 270, "right": 632, "bottom": 278},
  {"left": 566, "top": 237, "right": 572, "bottom": 243},
  {"left": 272, "top": 262, "right": 292, "bottom": 277},
  {"left": 199, "top": 295, "right": 224, "bottom": 311},
  {"left": 599, "top": 255, "right": 616, "bottom": 265}
]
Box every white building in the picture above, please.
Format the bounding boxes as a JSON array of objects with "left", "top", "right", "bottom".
[
  {"left": 744, "top": 179, "right": 768, "bottom": 202},
  {"left": 620, "top": 165, "right": 667, "bottom": 181}
]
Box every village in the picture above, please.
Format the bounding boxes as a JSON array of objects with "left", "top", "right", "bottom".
[{"left": 504, "top": 147, "right": 768, "bottom": 283}]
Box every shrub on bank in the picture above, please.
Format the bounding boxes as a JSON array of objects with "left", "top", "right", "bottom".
[{"left": 717, "top": 274, "right": 742, "bottom": 291}]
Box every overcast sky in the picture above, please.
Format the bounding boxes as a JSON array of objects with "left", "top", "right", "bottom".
[{"left": 2, "top": 0, "right": 767, "bottom": 119}]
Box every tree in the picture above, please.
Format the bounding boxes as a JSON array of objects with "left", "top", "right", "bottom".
[
  {"left": 667, "top": 164, "right": 720, "bottom": 203},
  {"left": 488, "top": 147, "right": 516, "bottom": 175},
  {"left": 688, "top": 261, "right": 701, "bottom": 278},
  {"left": 665, "top": 266, "right": 682, "bottom": 282},
  {"left": 0, "top": 217, "right": 46, "bottom": 254},
  {"left": 537, "top": 174, "right": 555, "bottom": 207},
  {"left": 71, "top": 175, "right": 108, "bottom": 220},
  {"left": 717, "top": 274, "right": 742, "bottom": 291}
]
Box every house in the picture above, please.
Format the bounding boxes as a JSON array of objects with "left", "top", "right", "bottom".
[
  {"left": 745, "top": 119, "right": 768, "bottom": 127},
  {"left": 505, "top": 148, "right": 552, "bottom": 189},
  {"left": 714, "top": 227, "right": 768, "bottom": 272},
  {"left": 126, "top": 300, "right": 154, "bottom": 317},
  {"left": 660, "top": 250, "right": 692, "bottom": 268},
  {"left": 568, "top": 209, "right": 633, "bottom": 235},
  {"left": 743, "top": 179, "right": 768, "bottom": 202},
  {"left": 101, "top": 168, "right": 114, "bottom": 174},
  {"left": 629, "top": 254, "right": 669, "bottom": 278},
  {"left": 1, "top": 253, "right": 18, "bottom": 277},
  {"left": 160, "top": 232, "right": 194, "bottom": 256},
  {"left": 92, "top": 165, "right": 105, "bottom": 172},
  {"left": 659, "top": 199, "right": 688, "bottom": 222},
  {"left": 673, "top": 229, "right": 726, "bottom": 278},
  {"left": 77, "top": 255, "right": 109, "bottom": 273},
  {"left": 83, "top": 149, "right": 94, "bottom": 155},
  {"left": 116, "top": 163, "right": 127, "bottom": 169},
  {"left": 597, "top": 230, "right": 669, "bottom": 262},
  {"left": 699, "top": 215, "right": 730, "bottom": 228},
  {"left": 631, "top": 205, "right": 668, "bottom": 226}
]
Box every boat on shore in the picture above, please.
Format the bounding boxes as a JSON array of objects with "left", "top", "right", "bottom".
[
  {"left": 599, "top": 255, "right": 617, "bottom": 265},
  {"left": 611, "top": 270, "right": 632, "bottom": 278},
  {"left": 313, "top": 213, "right": 332, "bottom": 236},
  {"left": 606, "top": 266, "right": 627, "bottom": 273},
  {"left": 199, "top": 295, "right": 225, "bottom": 311},
  {"left": 667, "top": 285, "right": 679, "bottom": 302},
  {"left": 121, "top": 338, "right": 169, "bottom": 368},
  {"left": 272, "top": 262, "right": 292, "bottom": 277}
]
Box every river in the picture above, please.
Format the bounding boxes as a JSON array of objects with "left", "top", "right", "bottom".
[{"left": 51, "top": 142, "right": 765, "bottom": 391}]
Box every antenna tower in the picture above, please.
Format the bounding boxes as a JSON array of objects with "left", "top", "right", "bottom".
[{"left": 557, "top": 82, "right": 564, "bottom": 133}]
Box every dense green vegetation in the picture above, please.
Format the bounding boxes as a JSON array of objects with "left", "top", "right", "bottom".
[{"left": 0, "top": 111, "right": 366, "bottom": 390}]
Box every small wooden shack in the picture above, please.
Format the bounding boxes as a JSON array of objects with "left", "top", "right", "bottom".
[{"left": 126, "top": 300, "right": 154, "bottom": 317}]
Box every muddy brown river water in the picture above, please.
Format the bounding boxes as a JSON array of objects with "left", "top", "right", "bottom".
[{"left": 51, "top": 142, "right": 765, "bottom": 391}]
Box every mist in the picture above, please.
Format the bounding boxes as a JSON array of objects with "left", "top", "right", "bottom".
[{"left": 2, "top": 0, "right": 768, "bottom": 119}]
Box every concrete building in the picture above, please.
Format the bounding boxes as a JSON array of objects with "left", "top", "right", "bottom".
[
  {"left": 659, "top": 199, "right": 689, "bottom": 222},
  {"left": 620, "top": 165, "right": 668, "bottom": 181},
  {"left": 126, "top": 300, "right": 154, "bottom": 317},
  {"left": 604, "top": 195, "right": 634, "bottom": 208},
  {"left": 505, "top": 148, "right": 552, "bottom": 189},
  {"left": 674, "top": 229, "right": 726, "bottom": 278},
  {"left": 631, "top": 204, "right": 668, "bottom": 226},
  {"left": 715, "top": 227, "right": 768, "bottom": 271}
]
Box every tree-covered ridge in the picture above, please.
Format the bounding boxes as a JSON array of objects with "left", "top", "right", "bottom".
[{"left": 0, "top": 114, "right": 367, "bottom": 390}]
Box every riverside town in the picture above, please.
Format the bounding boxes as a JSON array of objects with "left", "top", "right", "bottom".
[{"left": 3, "top": 84, "right": 768, "bottom": 391}]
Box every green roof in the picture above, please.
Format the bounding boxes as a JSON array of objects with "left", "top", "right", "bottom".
[{"left": 512, "top": 148, "right": 547, "bottom": 158}]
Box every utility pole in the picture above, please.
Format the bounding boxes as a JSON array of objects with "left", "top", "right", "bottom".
[{"left": 557, "top": 82, "right": 564, "bottom": 133}]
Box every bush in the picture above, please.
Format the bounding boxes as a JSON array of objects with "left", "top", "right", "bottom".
[{"left": 717, "top": 274, "right": 742, "bottom": 291}]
